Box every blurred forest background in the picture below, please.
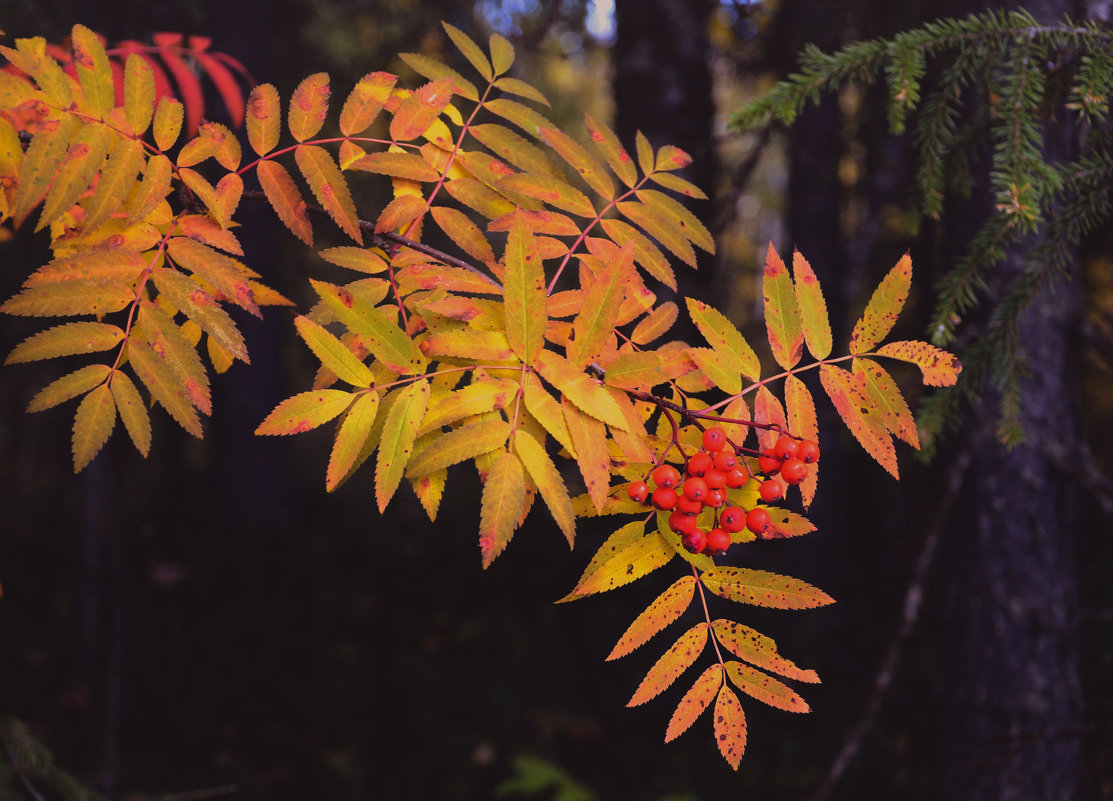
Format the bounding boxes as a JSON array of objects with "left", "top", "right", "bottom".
[{"left": 2, "top": 1, "right": 1112, "bottom": 800}]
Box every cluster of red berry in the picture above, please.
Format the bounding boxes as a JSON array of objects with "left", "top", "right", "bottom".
[{"left": 626, "top": 427, "right": 819, "bottom": 557}]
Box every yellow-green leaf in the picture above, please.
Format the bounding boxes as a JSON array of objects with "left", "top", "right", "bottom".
[
  {"left": 72, "top": 383, "right": 116, "bottom": 472},
  {"left": 418, "top": 377, "right": 518, "bottom": 435},
  {"left": 665, "top": 664, "right": 722, "bottom": 744},
  {"left": 568, "top": 243, "right": 633, "bottom": 367},
  {"left": 853, "top": 357, "right": 918, "bottom": 448},
  {"left": 295, "top": 144, "right": 363, "bottom": 244},
  {"left": 246, "top": 83, "right": 281, "bottom": 156},
  {"left": 1, "top": 281, "right": 135, "bottom": 318},
  {"left": 503, "top": 212, "right": 547, "bottom": 363},
  {"left": 688, "top": 347, "right": 742, "bottom": 395},
  {"left": 607, "top": 576, "right": 696, "bottom": 661},
  {"left": 701, "top": 566, "right": 835, "bottom": 610},
  {"left": 27, "top": 364, "right": 111, "bottom": 413},
  {"left": 793, "top": 249, "right": 832, "bottom": 360},
  {"left": 627, "top": 623, "right": 708, "bottom": 707},
  {"left": 513, "top": 428, "right": 575, "bottom": 546},
  {"left": 573, "top": 524, "right": 673, "bottom": 597},
  {"left": 712, "top": 620, "right": 819, "bottom": 684},
  {"left": 294, "top": 314, "right": 374, "bottom": 387},
  {"left": 82, "top": 138, "right": 145, "bottom": 232},
  {"left": 311, "top": 279, "right": 426, "bottom": 375},
  {"left": 318, "top": 246, "right": 387, "bottom": 275},
  {"left": 488, "top": 33, "right": 515, "bottom": 75},
  {"left": 762, "top": 243, "right": 804, "bottom": 370},
  {"left": 479, "top": 449, "right": 526, "bottom": 568},
  {"left": 604, "top": 349, "right": 689, "bottom": 391},
  {"left": 492, "top": 77, "right": 550, "bottom": 107},
  {"left": 406, "top": 418, "right": 509, "bottom": 478},
  {"left": 685, "top": 298, "right": 759, "bottom": 381},
  {"left": 288, "top": 72, "right": 330, "bottom": 142},
  {"left": 713, "top": 685, "right": 747, "bottom": 770},
  {"left": 257, "top": 159, "right": 313, "bottom": 246},
  {"left": 108, "top": 370, "right": 150, "bottom": 456},
  {"left": 399, "top": 53, "right": 478, "bottom": 102},
  {"left": 444, "top": 22, "right": 493, "bottom": 80},
  {"left": 819, "top": 363, "right": 898, "bottom": 478},
  {"left": 535, "top": 348, "right": 627, "bottom": 430},
  {"left": 375, "top": 378, "right": 430, "bottom": 512},
  {"left": 876, "top": 340, "right": 962, "bottom": 387},
  {"left": 725, "top": 660, "right": 810, "bottom": 713},
  {"left": 340, "top": 71, "right": 397, "bottom": 136},
  {"left": 326, "top": 391, "right": 380, "bottom": 491},
  {"left": 562, "top": 395, "right": 610, "bottom": 513},
  {"left": 6, "top": 322, "right": 123, "bottom": 365},
  {"left": 255, "top": 389, "right": 354, "bottom": 435},
  {"left": 71, "top": 24, "right": 114, "bottom": 119},
  {"left": 850, "top": 252, "right": 912, "bottom": 353},
  {"left": 468, "top": 123, "right": 560, "bottom": 178}
]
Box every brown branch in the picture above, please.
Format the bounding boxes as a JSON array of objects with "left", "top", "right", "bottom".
[{"left": 807, "top": 450, "right": 973, "bottom": 801}]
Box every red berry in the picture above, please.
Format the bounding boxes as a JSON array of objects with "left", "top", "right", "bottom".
[
  {"left": 704, "top": 469, "right": 726, "bottom": 490},
  {"left": 706, "top": 527, "right": 732, "bottom": 555},
  {"left": 724, "top": 467, "right": 748, "bottom": 488},
  {"left": 720, "top": 506, "right": 746, "bottom": 533},
  {"left": 713, "top": 451, "right": 737, "bottom": 472},
  {"left": 681, "top": 528, "right": 707, "bottom": 554},
  {"left": 627, "top": 481, "right": 649, "bottom": 503},
  {"left": 669, "top": 511, "right": 698, "bottom": 534},
  {"left": 703, "top": 488, "right": 725, "bottom": 508},
  {"left": 797, "top": 440, "right": 820, "bottom": 464},
  {"left": 746, "top": 507, "right": 771, "bottom": 535},
  {"left": 758, "top": 450, "right": 782, "bottom": 476},
  {"left": 677, "top": 495, "right": 703, "bottom": 515},
  {"left": 773, "top": 436, "right": 799, "bottom": 461},
  {"left": 651, "top": 464, "right": 681, "bottom": 489},
  {"left": 781, "top": 458, "right": 808, "bottom": 485},
  {"left": 687, "top": 452, "right": 713, "bottom": 477},
  {"left": 702, "top": 427, "right": 727, "bottom": 452},
  {"left": 652, "top": 487, "right": 678, "bottom": 511},
  {"left": 683, "top": 476, "right": 708, "bottom": 502},
  {"left": 759, "top": 479, "right": 784, "bottom": 502}
]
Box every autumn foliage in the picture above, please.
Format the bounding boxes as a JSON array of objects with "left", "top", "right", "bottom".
[{"left": 0, "top": 23, "right": 961, "bottom": 768}]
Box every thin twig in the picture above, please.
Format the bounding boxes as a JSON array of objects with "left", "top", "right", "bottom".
[{"left": 807, "top": 450, "right": 973, "bottom": 801}]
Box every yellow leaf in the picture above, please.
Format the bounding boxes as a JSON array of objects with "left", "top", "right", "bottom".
[
  {"left": 636, "top": 188, "right": 714, "bottom": 253},
  {"left": 326, "top": 391, "right": 380, "bottom": 491},
  {"left": 627, "top": 623, "right": 708, "bottom": 707},
  {"left": 152, "top": 97, "right": 184, "bottom": 152},
  {"left": 819, "top": 363, "right": 898, "bottom": 477},
  {"left": 255, "top": 389, "right": 354, "bottom": 435},
  {"left": 535, "top": 348, "right": 627, "bottom": 430},
  {"left": 688, "top": 347, "right": 742, "bottom": 395},
  {"left": 483, "top": 98, "right": 552, "bottom": 140},
  {"left": 38, "top": 123, "right": 114, "bottom": 232},
  {"left": 390, "top": 77, "right": 456, "bottom": 141},
  {"left": 665, "top": 664, "right": 722, "bottom": 744},
  {"left": 469, "top": 123, "right": 560, "bottom": 178},
  {"left": 725, "top": 660, "right": 810, "bottom": 713},
  {"left": 492, "top": 77, "right": 550, "bottom": 106},
  {"left": 793, "top": 249, "right": 832, "bottom": 360},
  {"left": 558, "top": 519, "right": 645, "bottom": 603},
  {"left": 513, "top": 429, "right": 575, "bottom": 546},
  {"left": 418, "top": 377, "right": 517, "bottom": 435},
  {"left": 246, "top": 83, "right": 281, "bottom": 156},
  {"left": 135, "top": 301, "right": 211, "bottom": 415},
  {"left": 127, "top": 154, "right": 173, "bottom": 224},
  {"left": 539, "top": 125, "right": 613, "bottom": 200},
  {"left": 712, "top": 620, "right": 819, "bottom": 684},
  {"left": 405, "top": 418, "right": 510, "bottom": 478},
  {"left": 584, "top": 113, "right": 637, "bottom": 188},
  {"left": 497, "top": 172, "right": 595, "bottom": 218},
  {"left": 617, "top": 200, "right": 697, "bottom": 268},
  {"left": 503, "top": 211, "right": 547, "bottom": 363},
  {"left": 375, "top": 378, "right": 430, "bottom": 512},
  {"left": 604, "top": 349, "right": 686, "bottom": 391},
  {"left": 850, "top": 252, "right": 912, "bottom": 353},
  {"left": 126, "top": 338, "right": 202, "bottom": 437},
  {"left": 762, "top": 243, "right": 804, "bottom": 370},
  {"left": 293, "top": 314, "right": 374, "bottom": 387},
  {"left": 488, "top": 33, "right": 515, "bottom": 75},
  {"left": 568, "top": 243, "right": 633, "bottom": 367},
  {"left": 713, "top": 685, "right": 747, "bottom": 770},
  {"left": 256, "top": 159, "right": 313, "bottom": 246},
  {"left": 479, "top": 450, "right": 527, "bottom": 568},
  {"left": 295, "top": 144, "right": 363, "bottom": 244},
  {"left": 82, "top": 138, "right": 145, "bottom": 232},
  {"left": 701, "top": 566, "right": 835, "bottom": 610},
  {"left": 686, "top": 298, "right": 760, "bottom": 381},
  {"left": 27, "top": 363, "right": 111, "bottom": 413},
  {"left": 562, "top": 395, "right": 610, "bottom": 513},
  {"left": 600, "top": 218, "right": 677, "bottom": 291},
  {"left": 72, "top": 383, "right": 116, "bottom": 472},
  {"left": 876, "top": 340, "right": 962, "bottom": 387},
  {"left": 6, "top": 322, "right": 123, "bottom": 365},
  {"left": 409, "top": 431, "right": 448, "bottom": 520},
  {"left": 123, "top": 53, "right": 155, "bottom": 135},
  {"left": 288, "top": 72, "right": 330, "bottom": 142},
  {"left": 339, "top": 72, "right": 397, "bottom": 136},
  {"left": 1, "top": 281, "right": 135, "bottom": 318},
  {"left": 521, "top": 372, "right": 576, "bottom": 457},
  {"left": 109, "top": 370, "right": 151, "bottom": 456},
  {"left": 573, "top": 523, "right": 673, "bottom": 597},
  {"left": 854, "top": 357, "right": 919, "bottom": 448},
  {"left": 70, "top": 25, "right": 114, "bottom": 119},
  {"left": 607, "top": 576, "right": 696, "bottom": 661}
]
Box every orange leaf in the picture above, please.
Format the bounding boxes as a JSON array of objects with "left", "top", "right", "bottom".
[
  {"left": 793, "top": 249, "right": 832, "bottom": 360},
  {"left": 430, "top": 206, "right": 497, "bottom": 267},
  {"left": 536, "top": 349, "right": 627, "bottom": 430},
  {"left": 631, "top": 301, "right": 678, "bottom": 345},
  {"left": 483, "top": 98, "right": 553, "bottom": 139},
  {"left": 713, "top": 686, "right": 747, "bottom": 770},
  {"left": 854, "top": 357, "right": 919, "bottom": 448},
  {"left": 819, "top": 363, "right": 898, "bottom": 478},
  {"left": 725, "top": 660, "right": 811, "bottom": 713},
  {"left": 607, "top": 576, "right": 696, "bottom": 661},
  {"left": 562, "top": 395, "right": 610, "bottom": 512},
  {"left": 375, "top": 379, "right": 430, "bottom": 512},
  {"left": 349, "top": 150, "right": 441, "bottom": 182},
  {"left": 600, "top": 218, "right": 677, "bottom": 291},
  {"left": 636, "top": 188, "right": 713, "bottom": 253},
  {"left": 665, "top": 663, "right": 722, "bottom": 743},
  {"left": 784, "top": 375, "right": 819, "bottom": 507},
  {"left": 399, "top": 52, "right": 477, "bottom": 102},
  {"left": 497, "top": 172, "right": 595, "bottom": 218},
  {"left": 686, "top": 298, "right": 760, "bottom": 381},
  {"left": 539, "top": 125, "right": 613, "bottom": 200},
  {"left": 754, "top": 385, "right": 787, "bottom": 453},
  {"left": 479, "top": 450, "right": 526, "bottom": 568},
  {"left": 513, "top": 428, "right": 576, "bottom": 546},
  {"left": 712, "top": 620, "right": 819, "bottom": 683},
  {"left": 627, "top": 623, "right": 708, "bottom": 707},
  {"left": 850, "top": 252, "right": 912, "bottom": 353},
  {"left": 288, "top": 72, "right": 330, "bottom": 142},
  {"left": 390, "top": 77, "right": 455, "bottom": 142},
  {"left": 152, "top": 268, "right": 247, "bottom": 364},
  {"left": 569, "top": 243, "right": 633, "bottom": 367},
  {"left": 152, "top": 96, "right": 184, "bottom": 151},
  {"left": 295, "top": 144, "right": 362, "bottom": 243},
  {"left": 166, "top": 237, "right": 260, "bottom": 317},
  {"left": 700, "top": 566, "right": 835, "bottom": 610},
  {"left": 109, "top": 370, "right": 150, "bottom": 456},
  {"left": 617, "top": 200, "right": 697, "bottom": 267},
  {"left": 72, "top": 383, "right": 116, "bottom": 472},
  {"left": 877, "top": 340, "right": 962, "bottom": 387},
  {"left": 256, "top": 159, "right": 313, "bottom": 245},
  {"left": 584, "top": 113, "right": 637, "bottom": 188},
  {"left": 503, "top": 211, "right": 547, "bottom": 363},
  {"left": 127, "top": 153, "right": 173, "bottom": 224},
  {"left": 762, "top": 243, "right": 804, "bottom": 370},
  {"left": 193, "top": 49, "right": 245, "bottom": 129},
  {"left": 374, "top": 195, "right": 426, "bottom": 234},
  {"left": 469, "top": 123, "right": 560, "bottom": 179},
  {"left": 246, "top": 83, "right": 281, "bottom": 156},
  {"left": 339, "top": 71, "right": 397, "bottom": 136},
  {"left": 767, "top": 507, "right": 817, "bottom": 539},
  {"left": 255, "top": 389, "right": 354, "bottom": 435}
]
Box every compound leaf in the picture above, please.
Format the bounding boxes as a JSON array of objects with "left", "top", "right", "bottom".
[
  {"left": 713, "top": 685, "right": 747, "bottom": 770},
  {"left": 725, "top": 660, "right": 810, "bottom": 713},
  {"left": 850, "top": 252, "right": 911, "bottom": 353},
  {"left": 375, "top": 378, "right": 429, "bottom": 512},
  {"left": 569, "top": 243, "right": 633, "bottom": 367},
  {"left": 701, "top": 566, "right": 835, "bottom": 610},
  {"left": 762, "top": 243, "right": 804, "bottom": 370},
  {"left": 876, "top": 340, "right": 962, "bottom": 387},
  {"left": 572, "top": 523, "right": 673, "bottom": 597},
  {"left": 561, "top": 395, "right": 610, "bottom": 513},
  {"left": 711, "top": 620, "right": 819, "bottom": 683},
  {"left": 340, "top": 71, "right": 397, "bottom": 136},
  {"left": 312, "top": 279, "right": 426, "bottom": 375},
  {"left": 627, "top": 623, "right": 708, "bottom": 707},
  {"left": 607, "top": 575, "right": 696, "bottom": 661},
  {"left": 784, "top": 375, "right": 819, "bottom": 507},
  {"left": 246, "top": 83, "right": 281, "bottom": 156},
  {"left": 665, "top": 664, "right": 722, "bottom": 743},
  {"left": 536, "top": 348, "right": 627, "bottom": 430},
  {"left": 479, "top": 449, "right": 526, "bottom": 568},
  {"left": 72, "top": 383, "right": 116, "bottom": 472},
  {"left": 853, "top": 357, "right": 919, "bottom": 448}
]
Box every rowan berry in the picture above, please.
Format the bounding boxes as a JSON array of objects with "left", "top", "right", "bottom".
[
  {"left": 703, "top": 488, "right": 725, "bottom": 508},
  {"left": 724, "top": 467, "right": 748, "bottom": 488},
  {"left": 720, "top": 506, "right": 746, "bottom": 533},
  {"left": 652, "top": 487, "right": 678, "bottom": 511},
  {"left": 713, "top": 451, "right": 737, "bottom": 472},
  {"left": 686, "top": 451, "right": 713, "bottom": 477},
  {"left": 797, "top": 440, "right": 820, "bottom": 464},
  {"left": 702, "top": 427, "right": 727, "bottom": 452},
  {"left": 706, "top": 527, "right": 732, "bottom": 556},
  {"left": 627, "top": 481, "right": 649, "bottom": 503},
  {"left": 683, "top": 476, "right": 708, "bottom": 503},
  {"left": 746, "top": 507, "right": 771, "bottom": 535},
  {"left": 759, "top": 479, "right": 784, "bottom": 502},
  {"left": 681, "top": 528, "right": 707, "bottom": 554},
  {"left": 669, "top": 511, "right": 698, "bottom": 534},
  {"left": 677, "top": 495, "right": 703, "bottom": 515},
  {"left": 758, "top": 450, "right": 782, "bottom": 475},
  {"left": 651, "top": 464, "right": 681, "bottom": 489},
  {"left": 773, "top": 436, "right": 799, "bottom": 461},
  {"left": 704, "top": 469, "right": 727, "bottom": 490},
  {"left": 781, "top": 458, "right": 808, "bottom": 485}
]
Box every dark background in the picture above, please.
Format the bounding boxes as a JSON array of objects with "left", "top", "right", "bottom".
[{"left": 1, "top": 1, "right": 1111, "bottom": 800}]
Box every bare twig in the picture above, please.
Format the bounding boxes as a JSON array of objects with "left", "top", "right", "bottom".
[{"left": 807, "top": 450, "right": 973, "bottom": 801}]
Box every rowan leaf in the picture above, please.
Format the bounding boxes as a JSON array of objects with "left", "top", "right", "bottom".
[
  {"left": 109, "top": 370, "right": 151, "bottom": 456},
  {"left": 1, "top": 281, "right": 135, "bottom": 318},
  {"left": 636, "top": 189, "right": 713, "bottom": 253},
  {"left": 151, "top": 268, "right": 248, "bottom": 364},
  {"left": 713, "top": 685, "right": 747, "bottom": 770},
  {"left": 123, "top": 53, "right": 156, "bottom": 135},
  {"left": 390, "top": 77, "right": 456, "bottom": 141},
  {"left": 71, "top": 25, "right": 114, "bottom": 119},
  {"left": 193, "top": 49, "right": 246, "bottom": 129},
  {"left": 468, "top": 123, "right": 559, "bottom": 178},
  {"left": 712, "top": 620, "right": 819, "bottom": 683},
  {"left": 399, "top": 53, "right": 477, "bottom": 102},
  {"left": 599, "top": 218, "right": 676, "bottom": 291},
  {"left": 688, "top": 348, "right": 742, "bottom": 395},
  {"left": 154, "top": 34, "right": 202, "bottom": 136},
  {"left": 178, "top": 168, "right": 240, "bottom": 230},
  {"left": 375, "top": 378, "right": 430, "bottom": 512},
  {"left": 27, "top": 364, "right": 111, "bottom": 413},
  {"left": 318, "top": 247, "right": 387, "bottom": 275},
  {"left": 127, "top": 154, "right": 173, "bottom": 224},
  {"left": 349, "top": 150, "right": 441, "bottom": 182},
  {"left": 38, "top": 124, "right": 113, "bottom": 232},
  {"left": 701, "top": 566, "right": 835, "bottom": 610},
  {"left": 572, "top": 524, "right": 673, "bottom": 597},
  {"left": 584, "top": 113, "right": 637, "bottom": 188},
  {"left": 135, "top": 301, "right": 211, "bottom": 415},
  {"left": 784, "top": 375, "right": 819, "bottom": 507},
  {"left": 375, "top": 195, "right": 426, "bottom": 234},
  {"left": 396, "top": 264, "right": 502, "bottom": 296},
  {"left": 167, "top": 237, "right": 259, "bottom": 317},
  {"left": 627, "top": 623, "right": 708, "bottom": 707},
  {"left": 257, "top": 159, "right": 313, "bottom": 246},
  {"left": 293, "top": 314, "right": 374, "bottom": 387},
  {"left": 12, "top": 115, "right": 80, "bottom": 223},
  {"left": 295, "top": 144, "right": 363, "bottom": 243},
  {"left": 492, "top": 77, "right": 550, "bottom": 107},
  {"left": 850, "top": 252, "right": 912, "bottom": 353},
  {"left": 604, "top": 349, "right": 689, "bottom": 391},
  {"left": 569, "top": 243, "right": 634, "bottom": 367},
  {"left": 126, "top": 338, "right": 202, "bottom": 437},
  {"left": 82, "top": 138, "right": 145, "bottom": 232},
  {"left": 854, "top": 357, "right": 919, "bottom": 448},
  {"left": 819, "top": 363, "right": 898, "bottom": 478},
  {"left": 607, "top": 576, "right": 696, "bottom": 661},
  {"left": 326, "top": 391, "right": 381, "bottom": 491},
  {"left": 792, "top": 249, "right": 832, "bottom": 360},
  {"left": 665, "top": 664, "right": 723, "bottom": 743},
  {"left": 539, "top": 125, "right": 613, "bottom": 201},
  {"left": 535, "top": 349, "right": 627, "bottom": 430},
  {"left": 6, "top": 322, "right": 123, "bottom": 365},
  {"left": 246, "top": 83, "right": 281, "bottom": 156},
  {"left": 617, "top": 200, "right": 697, "bottom": 268},
  {"left": 648, "top": 170, "right": 707, "bottom": 199},
  {"left": 152, "top": 96, "right": 184, "bottom": 151},
  {"left": 725, "top": 660, "right": 810, "bottom": 713},
  {"left": 876, "top": 340, "right": 963, "bottom": 387},
  {"left": 631, "top": 302, "right": 678, "bottom": 345},
  {"left": 443, "top": 22, "right": 493, "bottom": 81},
  {"left": 522, "top": 373, "right": 575, "bottom": 456},
  {"left": 503, "top": 212, "right": 547, "bottom": 363},
  {"left": 767, "top": 507, "right": 817, "bottom": 539},
  {"left": 497, "top": 172, "right": 595, "bottom": 218},
  {"left": 513, "top": 428, "right": 575, "bottom": 546},
  {"left": 409, "top": 435, "right": 448, "bottom": 520},
  {"left": 288, "top": 72, "right": 330, "bottom": 142},
  {"left": 418, "top": 377, "right": 517, "bottom": 435},
  {"left": 686, "top": 298, "right": 759, "bottom": 381},
  {"left": 420, "top": 330, "right": 516, "bottom": 362},
  {"left": 255, "top": 389, "right": 354, "bottom": 436},
  {"left": 762, "top": 244, "right": 804, "bottom": 369},
  {"left": 558, "top": 518, "right": 644, "bottom": 602},
  {"left": 72, "top": 383, "right": 116, "bottom": 472},
  {"left": 405, "top": 418, "right": 509, "bottom": 478},
  {"left": 562, "top": 395, "right": 610, "bottom": 513},
  {"left": 488, "top": 33, "right": 515, "bottom": 75},
  {"left": 311, "top": 279, "right": 426, "bottom": 375},
  {"left": 754, "top": 385, "right": 788, "bottom": 453},
  {"left": 339, "top": 71, "right": 397, "bottom": 136}
]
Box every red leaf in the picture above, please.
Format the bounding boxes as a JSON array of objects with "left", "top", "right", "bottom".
[{"left": 153, "top": 34, "right": 204, "bottom": 136}]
